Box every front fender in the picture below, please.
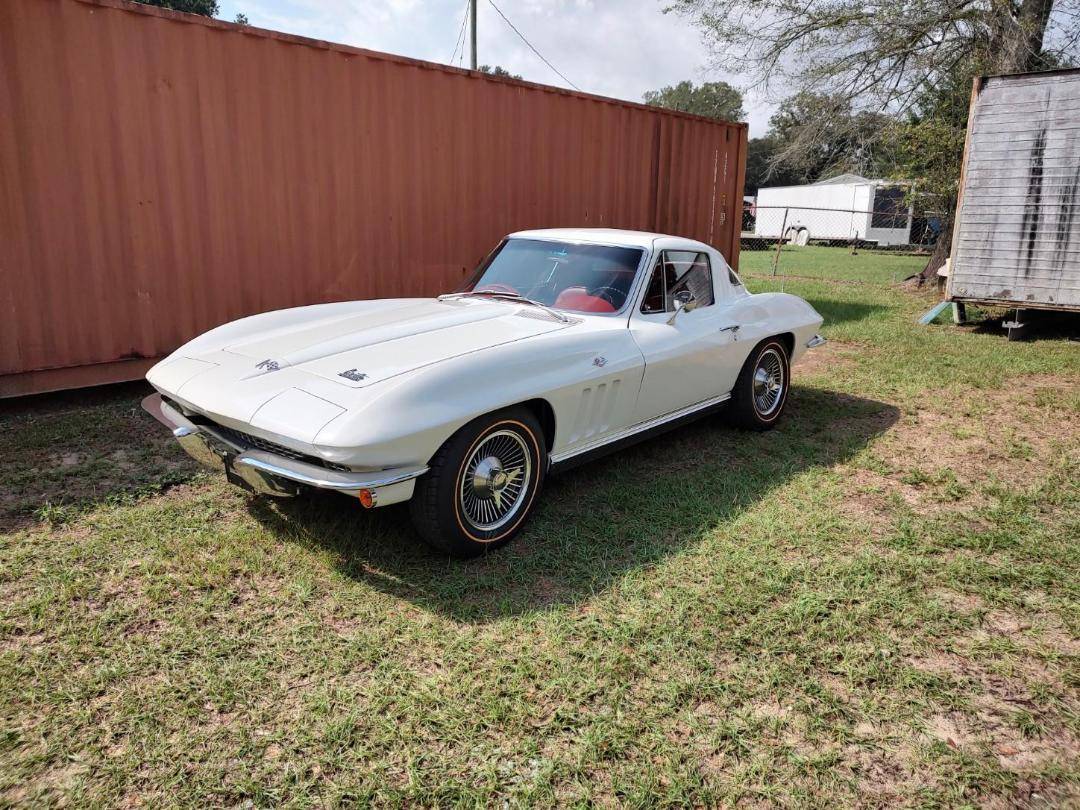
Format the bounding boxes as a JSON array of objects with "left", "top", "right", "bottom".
[{"left": 312, "top": 321, "right": 645, "bottom": 467}]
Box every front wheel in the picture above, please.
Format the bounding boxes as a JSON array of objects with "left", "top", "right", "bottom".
[
  {"left": 727, "top": 338, "right": 791, "bottom": 430},
  {"left": 410, "top": 407, "right": 546, "bottom": 557}
]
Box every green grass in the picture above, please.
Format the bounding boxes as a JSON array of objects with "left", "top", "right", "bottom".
[
  {"left": 2, "top": 247, "right": 1078, "bottom": 807},
  {"left": 740, "top": 243, "right": 928, "bottom": 284}
]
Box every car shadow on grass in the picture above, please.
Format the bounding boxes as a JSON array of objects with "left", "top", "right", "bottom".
[
  {"left": 0, "top": 381, "right": 196, "bottom": 533},
  {"left": 248, "top": 387, "right": 899, "bottom": 623},
  {"left": 803, "top": 298, "right": 885, "bottom": 326}
]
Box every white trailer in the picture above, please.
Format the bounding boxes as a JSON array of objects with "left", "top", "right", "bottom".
[{"left": 753, "top": 174, "right": 914, "bottom": 246}]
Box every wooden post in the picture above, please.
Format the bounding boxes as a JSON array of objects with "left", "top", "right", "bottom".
[{"left": 771, "top": 208, "right": 788, "bottom": 276}]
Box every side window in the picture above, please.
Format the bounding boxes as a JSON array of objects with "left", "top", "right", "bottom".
[
  {"left": 640, "top": 250, "right": 714, "bottom": 314},
  {"left": 641, "top": 256, "right": 667, "bottom": 313}
]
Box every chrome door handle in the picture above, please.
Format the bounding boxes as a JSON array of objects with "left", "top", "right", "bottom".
[{"left": 718, "top": 325, "right": 740, "bottom": 333}]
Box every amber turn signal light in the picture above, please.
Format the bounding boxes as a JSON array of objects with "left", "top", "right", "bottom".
[{"left": 357, "top": 489, "right": 374, "bottom": 509}]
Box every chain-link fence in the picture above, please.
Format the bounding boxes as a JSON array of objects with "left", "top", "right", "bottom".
[{"left": 739, "top": 204, "right": 940, "bottom": 278}]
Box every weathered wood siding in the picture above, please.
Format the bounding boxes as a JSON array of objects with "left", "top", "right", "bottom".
[{"left": 949, "top": 70, "right": 1080, "bottom": 311}]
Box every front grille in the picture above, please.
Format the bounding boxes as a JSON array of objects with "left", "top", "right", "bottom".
[
  {"left": 212, "top": 424, "right": 307, "bottom": 461},
  {"left": 209, "top": 424, "right": 352, "bottom": 472},
  {"left": 166, "top": 398, "right": 351, "bottom": 472}
]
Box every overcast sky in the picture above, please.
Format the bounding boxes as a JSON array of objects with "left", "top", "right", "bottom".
[{"left": 215, "top": 0, "right": 775, "bottom": 135}]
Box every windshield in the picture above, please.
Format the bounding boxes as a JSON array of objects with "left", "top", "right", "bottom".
[{"left": 458, "top": 239, "right": 645, "bottom": 314}]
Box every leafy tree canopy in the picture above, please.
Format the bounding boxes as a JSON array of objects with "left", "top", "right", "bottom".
[
  {"left": 133, "top": 0, "right": 219, "bottom": 16},
  {"left": 643, "top": 80, "right": 745, "bottom": 122},
  {"left": 479, "top": 65, "right": 524, "bottom": 80},
  {"left": 746, "top": 92, "right": 895, "bottom": 191},
  {"left": 671, "top": 0, "right": 1077, "bottom": 111}
]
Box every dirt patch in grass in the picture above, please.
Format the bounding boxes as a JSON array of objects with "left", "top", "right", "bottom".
[
  {"left": 903, "top": 622, "right": 1079, "bottom": 785},
  {"left": 791, "top": 339, "right": 860, "bottom": 380},
  {"left": 838, "top": 374, "right": 1079, "bottom": 524},
  {"left": 923, "top": 704, "right": 1080, "bottom": 774}
]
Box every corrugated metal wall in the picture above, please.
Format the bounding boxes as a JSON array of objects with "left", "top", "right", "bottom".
[
  {"left": 949, "top": 70, "right": 1080, "bottom": 311},
  {"left": 0, "top": 0, "right": 747, "bottom": 397}
]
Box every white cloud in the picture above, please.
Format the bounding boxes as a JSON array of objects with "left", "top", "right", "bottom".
[{"left": 217, "top": 0, "right": 775, "bottom": 134}]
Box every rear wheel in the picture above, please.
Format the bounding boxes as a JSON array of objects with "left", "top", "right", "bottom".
[
  {"left": 727, "top": 338, "right": 790, "bottom": 430},
  {"left": 410, "top": 407, "right": 546, "bottom": 557}
]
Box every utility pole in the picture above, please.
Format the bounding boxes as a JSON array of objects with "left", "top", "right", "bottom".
[{"left": 470, "top": 0, "right": 478, "bottom": 70}]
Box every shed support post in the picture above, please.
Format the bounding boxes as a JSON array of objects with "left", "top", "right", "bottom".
[{"left": 1005, "top": 309, "right": 1028, "bottom": 341}]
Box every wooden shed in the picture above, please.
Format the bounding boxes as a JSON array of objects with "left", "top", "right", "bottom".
[{"left": 947, "top": 69, "right": 1080, "bottom": 317}]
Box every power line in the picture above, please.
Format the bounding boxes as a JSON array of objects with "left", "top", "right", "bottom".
[
  {"left": 449, "top": 0, "right": 469, "bottom": 65},
  {"left": 485, "top": 0, "right": 581, "bottom": 91}
]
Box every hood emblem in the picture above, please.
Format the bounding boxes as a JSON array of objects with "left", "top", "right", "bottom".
[
  {"left": 592, "top": 356, "right": 607, "bottom": 368},
  {"left": 255, "top": 359, "right": 281, "bottom": 372},
  {"left": 338, "top": 369, "right": 368, "bottom": 382}
]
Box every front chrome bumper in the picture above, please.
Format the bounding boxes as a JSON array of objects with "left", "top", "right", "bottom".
[
  {"left": 806, "top": 334, "right": 827, "bottom": 349},
  {"left": 141, "top": 394, "right": 427, "bottom": 504}
]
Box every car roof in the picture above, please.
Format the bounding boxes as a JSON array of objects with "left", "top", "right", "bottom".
[{"left": 507, "top": 228, "right": 712, "bottom": 252}]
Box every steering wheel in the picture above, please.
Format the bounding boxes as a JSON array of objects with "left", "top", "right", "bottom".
[
  {"left": 588, "top": 286, "right": 624, "bottom": 308},
  {"left": 475, "top": 282, "right": 519, "bottom": 295}
]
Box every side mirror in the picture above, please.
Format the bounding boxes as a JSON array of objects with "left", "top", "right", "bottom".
[{"left": 667, "top": 290, "right": 698, "bottom": 324}]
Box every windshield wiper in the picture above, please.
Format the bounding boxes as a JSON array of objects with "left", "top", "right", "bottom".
[{"left": 438, "top": 291, "right": 570, "bottom": 323}]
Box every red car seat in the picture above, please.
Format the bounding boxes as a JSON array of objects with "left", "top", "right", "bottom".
[{"left": 554, "top": 287, "right": 616, "bottom": 313}]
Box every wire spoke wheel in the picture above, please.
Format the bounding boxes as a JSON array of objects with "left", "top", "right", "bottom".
[
  {"left": 458, "top": 429, "right": 532, "bottom": 533},
  {"left": 752, "top": 347, "right": 785, "bottom": 416}
]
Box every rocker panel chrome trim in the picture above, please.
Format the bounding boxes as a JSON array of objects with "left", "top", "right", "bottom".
[{"left": 549, "top": 393, "right": 732, "bottom": 465}]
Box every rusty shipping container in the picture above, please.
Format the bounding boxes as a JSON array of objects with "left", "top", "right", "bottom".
[
  {"left": 948, "top": 69, "right": 1080, "bottom": 314},
  {"left": 0, "top": 0, "right": 748, "bottom": 397}
]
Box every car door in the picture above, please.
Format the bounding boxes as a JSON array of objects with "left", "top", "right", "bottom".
[{"left": 628, "top": 247, "right": 743, "bottom": 423}]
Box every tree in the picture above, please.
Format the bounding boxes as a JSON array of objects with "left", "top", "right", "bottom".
[
  {"left": 234, "top": 13, "right": 249, "bottom": 25},
  {"left": 133, "top": 0, "right": 219, "bottom": 16},
  {"left": 882, "top": 62, "right": 979, "bottom": 272},
  {"left": 479, "top": 65, "right": 523, "bottom": 80},
  {"left": 670, "top": 0, "right": 1077, "bottom": 105},
  {"left": 744, "top": 93, "right": 895, "bottom": 191},
  {"left": 766, "top": 92, "right": 894, "bottom": 180},
  {"left": 746, "top": 137, "right": 797, "bottom": 193},
  {"left": 672, "top": 0, "right": 1080, "bottom": 275},
  {"left": 643, "top": 80, "right": 745, "bottom": 122}
]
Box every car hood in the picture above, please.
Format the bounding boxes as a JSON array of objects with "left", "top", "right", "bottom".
[
  {"left": 219, "top": 298, "right": 572, "bottom": 387},
  {"left": 148, "top": 298, "right": 575, "bottom": 440}
]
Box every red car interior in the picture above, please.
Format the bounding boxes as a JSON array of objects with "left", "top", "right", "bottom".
[{"left": 553, "top": 287, "right": 616, "bottom": 313}]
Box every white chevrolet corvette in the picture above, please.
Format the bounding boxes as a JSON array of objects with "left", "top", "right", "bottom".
[{"left": 144, "top": 229, "right": 824, "bottom": 556}]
